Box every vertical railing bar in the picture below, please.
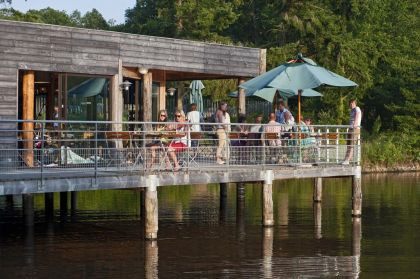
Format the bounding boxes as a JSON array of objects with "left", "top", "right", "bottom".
[{"left": 94, "top": 122, "right": 98, "bottom": 180}]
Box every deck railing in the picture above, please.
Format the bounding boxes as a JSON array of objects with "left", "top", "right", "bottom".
[{"left": 0, "top": 120, "right": 361, "bottom": 176}]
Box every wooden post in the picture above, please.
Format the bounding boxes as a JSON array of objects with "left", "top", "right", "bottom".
[
  {"left": 134, "top": 80, "right": 140, "bottom": 121},
  {"left": 142, "top": 72, "right": 153, "bottom": 123},
  {"left": 111, "top": 59, "right": 123, "bottom": 131},
  {"left": 219, "top": 183, "right": 228, "bottom": 223},
  {"left": 6, "top": 195, "right": 14, "bottom": 207},
  {"left": 176, "top": 83, "right": 184, "bottom": 111},
  {"left": 144, "top": 240, "right": 158, "bottom": 279},
  {"left": 22, "top": 70, "right": 35, "bottom": 167},
  {"left": 313, "top": 202, "right": 322, "bottom": 239},
  {"left": 70, "top": 191, "right": 77, "bottom": 220},
  {"left": 45, "top": 193, "right": 54, "bottom": 220},
  {"left": 352, "top": 171, "right": 362, "bottom": 217},
  {"left": 23, "top": 194, "right": 34, "bottom": 227},
  {"left": 262, "top": 227, "right": 273, "bottom": 279},
  {"left": 60, "top": 192, "right": 68, "bottom": 222},
  {"left": 259, "top": 49, "right": 267, "bottom": 74},
  {"left": 46, "top": 73, "right": 55, "bottom": 120},
  {"left": 313, "top": 177, "right": 322, "bottom": 202},
  {"left": 158, "top": 70, "right": 166, "bottom": 111},
  {"left": 237, "top": 78, "right": 246, "bottom": 115},
  {"left": 145, "top": 176, "right": 158, "bottom": 240},
  {"left": 262, "top": 170, "right": 274, "bottom": 226}
]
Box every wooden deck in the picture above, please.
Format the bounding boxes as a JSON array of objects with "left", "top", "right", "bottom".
[{"left": 0, "top": 164, "right": 360, "bottom": 195}]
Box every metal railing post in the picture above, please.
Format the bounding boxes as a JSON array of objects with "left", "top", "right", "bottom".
[
  {"left": 40, "top": 121, "right": 44, "bottom": 185},
  {"left": 94, "top": 122, "right": 98, "bottom": 179},
  {"left": 326, "top": 128, "right": 330, "bottom": 164},
  {"left": 335, "top": 128, "right": 339, "bottom": 163}
]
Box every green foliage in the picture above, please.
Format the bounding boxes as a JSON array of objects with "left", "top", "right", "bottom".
[{"left": 1, "top": 0, "right": 418, "bottom": 165}]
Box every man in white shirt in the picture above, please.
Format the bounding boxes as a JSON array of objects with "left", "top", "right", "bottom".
[
  {"left": 186, "top": 103, "right": 202, "bottom": 148},
  {"left": 342, "top": 99, "right": 362, "bottom": 165}
]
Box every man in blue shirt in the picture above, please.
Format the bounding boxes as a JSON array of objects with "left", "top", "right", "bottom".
[{"left": 275, "top": 100, "right": 289, "bottom": 124}]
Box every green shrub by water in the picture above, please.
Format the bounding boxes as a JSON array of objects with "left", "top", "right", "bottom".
[{"left": 363, "top": 132, "right": 420, "bottom": 167}]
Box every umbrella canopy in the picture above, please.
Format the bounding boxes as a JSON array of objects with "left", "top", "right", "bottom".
[
  {"left": 229, "top": 87, "right": 322, "bottom": 103},
  {"left": 68, "top": 78, "right": 107, "bottom": 98},
  {"left": 238, "top": 53, "right": 357, "bottom": 123},
  {"left": 189, "top": 80, "right": 205, "bottom": 113}
]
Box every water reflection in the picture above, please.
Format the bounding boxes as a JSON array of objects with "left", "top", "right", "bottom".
[
  {"left": 145, "top": 241, "right": 158, "bottom": 279},
  {"left": 313, "top": 202, "right": 322, "bottom": 239},
  {"left": 0, "top": 174, "right": 418, "bottom": 278}
]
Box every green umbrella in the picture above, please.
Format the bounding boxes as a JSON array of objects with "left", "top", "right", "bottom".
[
  {"left": 229, "top": 87, "right": 322, "bottom": 103},
  {"left": 189, "top": 80, "right": 204, "bottom": 113},
  {"left": 239, "top": 53, "right": 357, "bottom": 123}
]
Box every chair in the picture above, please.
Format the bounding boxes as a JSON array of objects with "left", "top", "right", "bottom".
[
  {"left": 263, "top": 132, "right": 285, "bottom": 164},
  {"left": 187, "top": 132, "right": 203, "bottom": 168},
  {"left": 104, "top": 131, "right": 131, "bottom": 168}
]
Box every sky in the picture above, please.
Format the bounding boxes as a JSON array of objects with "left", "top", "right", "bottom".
[{"left": 7, "top": 0, "right": 136, "bottom": 24}]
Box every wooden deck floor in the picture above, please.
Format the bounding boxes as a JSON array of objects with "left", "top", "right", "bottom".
[{"left": 0, "top": 164, "right": 360, "bottom": 196}]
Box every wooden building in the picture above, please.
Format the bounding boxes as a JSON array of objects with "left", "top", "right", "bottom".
[{"left": 0, "top": 19, "right": 265, "bottom": 166}]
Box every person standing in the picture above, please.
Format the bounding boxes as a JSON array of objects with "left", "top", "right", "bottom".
[
  {"left": 215, "top": 102, "right": 228, "bottom": 164},
  {"left": 186, "top": 103, "right": 202, "bottom": 148},
  {"left": 342, "top": 99, "right": 362, "bottom": 165},
  {"left": 275, "top": 100, "right": 289, "bottom": 124}
]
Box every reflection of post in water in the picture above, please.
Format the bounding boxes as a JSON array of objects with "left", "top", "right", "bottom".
[
  {"left": 278, "top": 193, "right": 288, "bottom": 226},
  {"left": 23, "top": 194, "right": 34, "bottom": 227},
  {"left": 352, "top": 218, "right": 362, "bottom": 278},
  {"left": 219, "top": 183, "right": 228, "bottom": 223},
  {"left": 262, "top": 227, "right": 273, "bottom": 279},
  {"left": 236, "top": 183, "right": 245, "bottom": 240},
  {"left": 175, "top": 203, "right": 183, "bottom": 223},
  {"left": 6, "top": 195, "right": 14, "bottom": 208},
  {"left": 145, "top": 240, "right": 159, "bottom": 279},
  {"left": 313, "top": 202, "right": 322, "bottom": 239},
  {"left": 24, "top": 225, "right": 35, "bottom": 266},
  {"left": 352, "top": 218, "right": 361, "bottom": 256}
]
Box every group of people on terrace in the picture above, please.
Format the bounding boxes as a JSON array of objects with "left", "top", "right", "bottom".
[{"left": 146, "top": 98, "right": 361, "bottom": 169}]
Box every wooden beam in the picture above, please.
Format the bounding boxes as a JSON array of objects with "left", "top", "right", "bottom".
[
  {"left": 22, "top": 70, "right": 34, "bottom": 167},
  {"left": 142, "top": 72, "right": 153, "bottom": 122},
  {"left": 259, "top": 49, "right": 267, "bottom": 74},
  {"left": 158, "top": 70, "right": 166, "bottom": 111},
  {"left": 237, "top": 78, "right": 246, "bottom": 115},
  {"left": 134, "top": 80, "right": 140, "bottom": 121},
  {"left": 122, "top": 67, "right": 141, "bottom": 80}
]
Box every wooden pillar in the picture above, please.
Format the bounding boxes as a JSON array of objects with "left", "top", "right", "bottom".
[
  {"left": 23, "top": 194, "right": 34, "bottom": 227},
  {"left": 70, "top": 191, "right": 77, "bottom": 220},
  {"left": 313, "top": 202, "right": 322, "bottom": 239},
  {"left": 142, "top": 72, "right": 153, "bottom": 123},
  {"left": 60, "top": 192, "right": 68, "bottom": 221},
  {"left": 144, "top": 240, "right": 158, "bottom": 279},
  {"left": 158, "top": 70, "right": 166, "bottom": 111},
  {"left": 262, "top": 227, "right": 273, "bottom": 279},
  {"left": 176, "top": 84, "right": 182, "bottom": 111},
  {"left": 111, "top": 59, "right": 123, "bottom": 131},
  {"left": 134, "top": 80, "right": 140, "bottom": 121},
  {"left": 313, "top": 177, "right": 322, "bottom": 202},
  {"left": 6, "top": 195, "right": 14, "bottom": 207},
  {"left": 45, "top": 193, "right": 54, "bottom": 220},
  {"left": 237, "top": 78, "right": 246, "bottom": 115},
  {"left": 145, "top": 177, "right": 158, "bottom": 240},
  {"left": 262, "top": 170, "right": 274, "bottom": 226},
  {"left": 259, "top": 49, "right": 267, "bottom": 74},
  {"left": 352, "top": 170, "right": 362, "bottom": 217},
  {"left": 46, "top": 73, "right": 55, "bottom": 120},
  {"left": 22, "top": 71, "right": 35, "bottom": 167},
  {"left": 236, "top": 182, "right": 245, "bottom": 219},
  {"left": 219, "top": 183, "right": 228, "bottom": 223}
]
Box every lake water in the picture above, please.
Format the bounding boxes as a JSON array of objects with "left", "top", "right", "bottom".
[{"left": 0, "top": 173, "right": 419, "bottom": 278}]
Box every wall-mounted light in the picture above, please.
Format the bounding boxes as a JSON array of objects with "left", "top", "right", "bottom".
[
  {"left": 120, "top": 80, "right": 132, "bottom": 91},
  {"left": 138, "top": 66, "right": 148, "bottom": 75},
  {"left": 167, "top": 87, "right": 176, "bottom": 96}
]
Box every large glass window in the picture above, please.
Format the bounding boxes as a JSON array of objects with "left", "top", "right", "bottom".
[{"left": 66, "top": 76, "right": 109, "bottom": 121}]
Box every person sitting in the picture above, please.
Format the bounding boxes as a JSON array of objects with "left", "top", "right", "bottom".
[
  {"left": 147, "top": 110, "right": 171, "bottom": 169},
  {"left": 264, "top": 112, "right": 282, "bottom": 147},
  {"left": 167, "top": 110, "right": 188, "bottom": 171},
  {"left": 231, "top": 114, "right": 248, "bottom": 147},
  {"left": 300, "top": 117, "right": 316, "bottom": 146},
  {"left": 281, "top": 111, "right": 295, "bottom": 139}
]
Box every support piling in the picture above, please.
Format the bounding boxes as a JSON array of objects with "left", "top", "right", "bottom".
[
  {"left": 352, "top": 171, "right": 362, "bottom": 217},
  {"left": 23, "top": 194, "right": 34, "bottom": 227},
  {"left": 262, "top": 171, "right": 274, "bottom": 227},
  {"left": 313, "top": 177, "right": 322, "bottom": 202},
  {"left": 145, "top": 177, "right": 158, "bottom": 240}
]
